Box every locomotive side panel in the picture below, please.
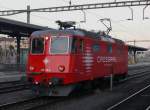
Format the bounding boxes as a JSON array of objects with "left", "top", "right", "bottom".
[
  {"left": 68, "top": 37, "right": 93, "bottom": 83},
  {"left": 92, "top": 41, "right": 110, "bottom": 77}
]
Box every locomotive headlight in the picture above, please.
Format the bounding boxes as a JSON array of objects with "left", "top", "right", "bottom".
[
  {"left": 45, "top": 36, "right": 49, "bottom": 40},
  {"left": 49, "top": 82, "right": 52, "bottom": 85},
  {"left": 35, "top": 81, "right": 39, "bottom": 85},
  {"left": 45, "top": 68, "right": 51, "bottom": 72},
  {"left": 29, "top": 66, "right": 34, "bottom": 71},
  {"left": 43, "top": 58, "right": 49, "bottom": 65},
  {"left": 58, "top": 65, "right": 65, "bottom": 72}
]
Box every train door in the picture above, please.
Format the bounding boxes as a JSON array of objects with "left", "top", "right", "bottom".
[
  {"left": 72, "top": 37, "right": 85, "bottom": 81},
  {"left": 92, "top": 42, "right": 100, "bottom": 77}
]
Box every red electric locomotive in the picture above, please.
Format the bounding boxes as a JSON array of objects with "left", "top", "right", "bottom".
[{"left": 26, "top": 21, "right": 128, "bottom": 96}]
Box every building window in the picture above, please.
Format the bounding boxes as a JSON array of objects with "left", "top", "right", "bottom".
[{"left": 31, "top": 38, "right": 44, "bottom": 54}]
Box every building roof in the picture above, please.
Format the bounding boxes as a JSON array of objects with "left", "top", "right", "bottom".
[
  {"left": 128, "top": 45, "right": 148, "bottom": 51},
  {"left": 0, "top": 17, "right": 51, "bottom": 37}
]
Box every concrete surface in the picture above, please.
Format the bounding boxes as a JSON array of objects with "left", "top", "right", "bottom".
[{"left": 0, "top": 71, "right": 26, "bottom": 83}]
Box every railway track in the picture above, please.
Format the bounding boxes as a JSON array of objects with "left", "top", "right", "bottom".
[
  {"left": 23, "top": 68, "right": 150, "bottom": 110},
  {"left": 128, "top": 66, "right": 150, "bottom": 75},
  {"left": 25, "top": 98, "right": 65, "bottom": 110},
  {"left": 0, "top": 65, "right": 148, "bottom": 94},
  {"left": 107, "top": 84, "right": 150, "bottom": 110},
  {"left": 121, "top": 68, "right": 150, "bottom": 82},
  {"left": 0, "top": 97, "right": 39, "bottom": 110},
  {"left": 0, "top": 83, "right": 29, "bottom": 94},
  {"left": 146, "top": 105, "right": 150, "bottom": 110},
  {"left": 0, "top": 81, "right": 30, "bottom": 94},
  {"left": 0, "top": 66, "right": 150, "bottom": 110},
  {"left": 128, "top": 64, "right": 150, "bottom": 71},
  {"left": 0, "top": 96, "right": 65, "bottom": 110},
  {"left": 0, "top": 67, "right": 147, "bottom": 94},
  {"left": 105, "top": 68, "right": 150, "bottom": 110}
]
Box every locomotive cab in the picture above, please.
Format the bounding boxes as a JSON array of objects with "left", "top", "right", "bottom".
[
  {"left": 27, "top": 35, "right": 71, "bottom": 82},
  {"left": 27, "top": 32, "right": 86, "bottom": 96}
]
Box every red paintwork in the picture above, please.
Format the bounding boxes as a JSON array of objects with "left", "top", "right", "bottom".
[{"left": 26, "top": 32, "right": 128, "bottom": 86}]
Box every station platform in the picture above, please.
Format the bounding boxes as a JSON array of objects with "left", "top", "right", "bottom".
[
  {"left": 0, "top": 71, "right": 26, "bottom": 83},
  {"left": 128, "top": 62, "right": 150, "bottom": 70},
  {"left": 0, "top": 62, "right": 150, "bottom": 83},
  {"left": 128, "top": 62, "right": 150, "bottom": 67}
]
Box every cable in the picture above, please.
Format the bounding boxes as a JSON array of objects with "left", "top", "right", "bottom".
[{"left": 86, "top": 10, "right": 139, "bottom": 37}]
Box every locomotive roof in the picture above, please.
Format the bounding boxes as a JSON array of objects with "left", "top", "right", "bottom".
[{"left": 31, "top": 29, "right": 124, "bottom": 44}]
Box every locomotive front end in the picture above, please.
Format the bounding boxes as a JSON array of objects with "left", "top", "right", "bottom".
[{"left": 26, "top": 32, "right": 75, "bottom": 96}]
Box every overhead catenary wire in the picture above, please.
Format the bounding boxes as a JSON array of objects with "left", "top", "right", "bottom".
[
  {"left": 1, "top": 0, "right": 150, "bottom": 16},
  {"left": 85, "top": 10, "right": 137, "bottom": 36}
]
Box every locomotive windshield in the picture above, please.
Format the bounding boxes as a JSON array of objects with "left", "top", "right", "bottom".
[
  {"left": 50, "top": 37, "right": 69, "bottom": 54},
  {"left": 31, "top": 38, "right": 44, "bottom": 54}
]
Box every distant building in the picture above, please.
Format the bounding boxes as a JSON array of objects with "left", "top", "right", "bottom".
[
  {"left": 0, "top": 37, "right": 29, "bottom": 49},
  {"left": 128, "top": 50, "right": 150, "bottom": 63},
  {"left": 0, "top": 36, "right": 29, "bottom": 64}
]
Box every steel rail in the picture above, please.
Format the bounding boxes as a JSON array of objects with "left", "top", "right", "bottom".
[
  {"left": 107, "top": 84, "right": 150, "bottom": 110},
  {"left": 25, "top": 98, "right": 65, "bottom": 110},
  {"left": 107, "top": 67, "right": 150, "bottom": 110},
  {"left": 0, "top": 66, "right": 147, "bottom": 95},
  {"left": 0, "top": 97, "right": 38, "bottom": 108},
  {"left": 0, "top": 83, "right": 30, "bottom": 94},
  {"left": 145, "top": 105, "right": 150, "bottom": 110},
  {"left": 119, "top": 69, "right": 150, "bottom": 83},
  {"left": 25, "top": 69, "right": 150, "bottom": 110}
]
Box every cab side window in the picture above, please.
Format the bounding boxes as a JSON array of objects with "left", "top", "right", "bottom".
[
  {"left": 72, "top": 38, "right": 78, "bottom": 53},
  {"left": 79, "top": 39, "right": 84, "bottom": 53},
  {"left": 71, "top": 38, "right": 84, "bottom": 54},
  {"left": 107, "top": 44, "right": 112, "bottom": 53}
]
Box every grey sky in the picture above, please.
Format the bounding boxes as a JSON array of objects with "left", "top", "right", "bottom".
[{"left": 0, "top": 0, "right": 150, "bottom": 48}]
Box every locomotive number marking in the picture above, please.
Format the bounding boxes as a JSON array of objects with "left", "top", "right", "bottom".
[{"left": 97, "top": 56, "right": 117, "bottom": 63}]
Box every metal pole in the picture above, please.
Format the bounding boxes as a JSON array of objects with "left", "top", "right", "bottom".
[
  {"left": 27, "top": 5, "right": 30, "bottom": 24},
  {"left": 16, "top": 36, "right": 21, "bottom": 65},
  {"left": 80, "top": 10, "right": 86, "bottom": 23},
  {"left": 134, "top": 40, "right": 136, "bottom": 47},
  {"left": 143, "top": 5, "right": 148, "bottom": 20},
  {"left": 5, "top": 38, "right": 6, "bottom": 64},
  {"left": 127, "top": 7, "right": 133, "bottom": 20},
  {"left": 133, "top": 40, "right": 136, "bottom": 63}
]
